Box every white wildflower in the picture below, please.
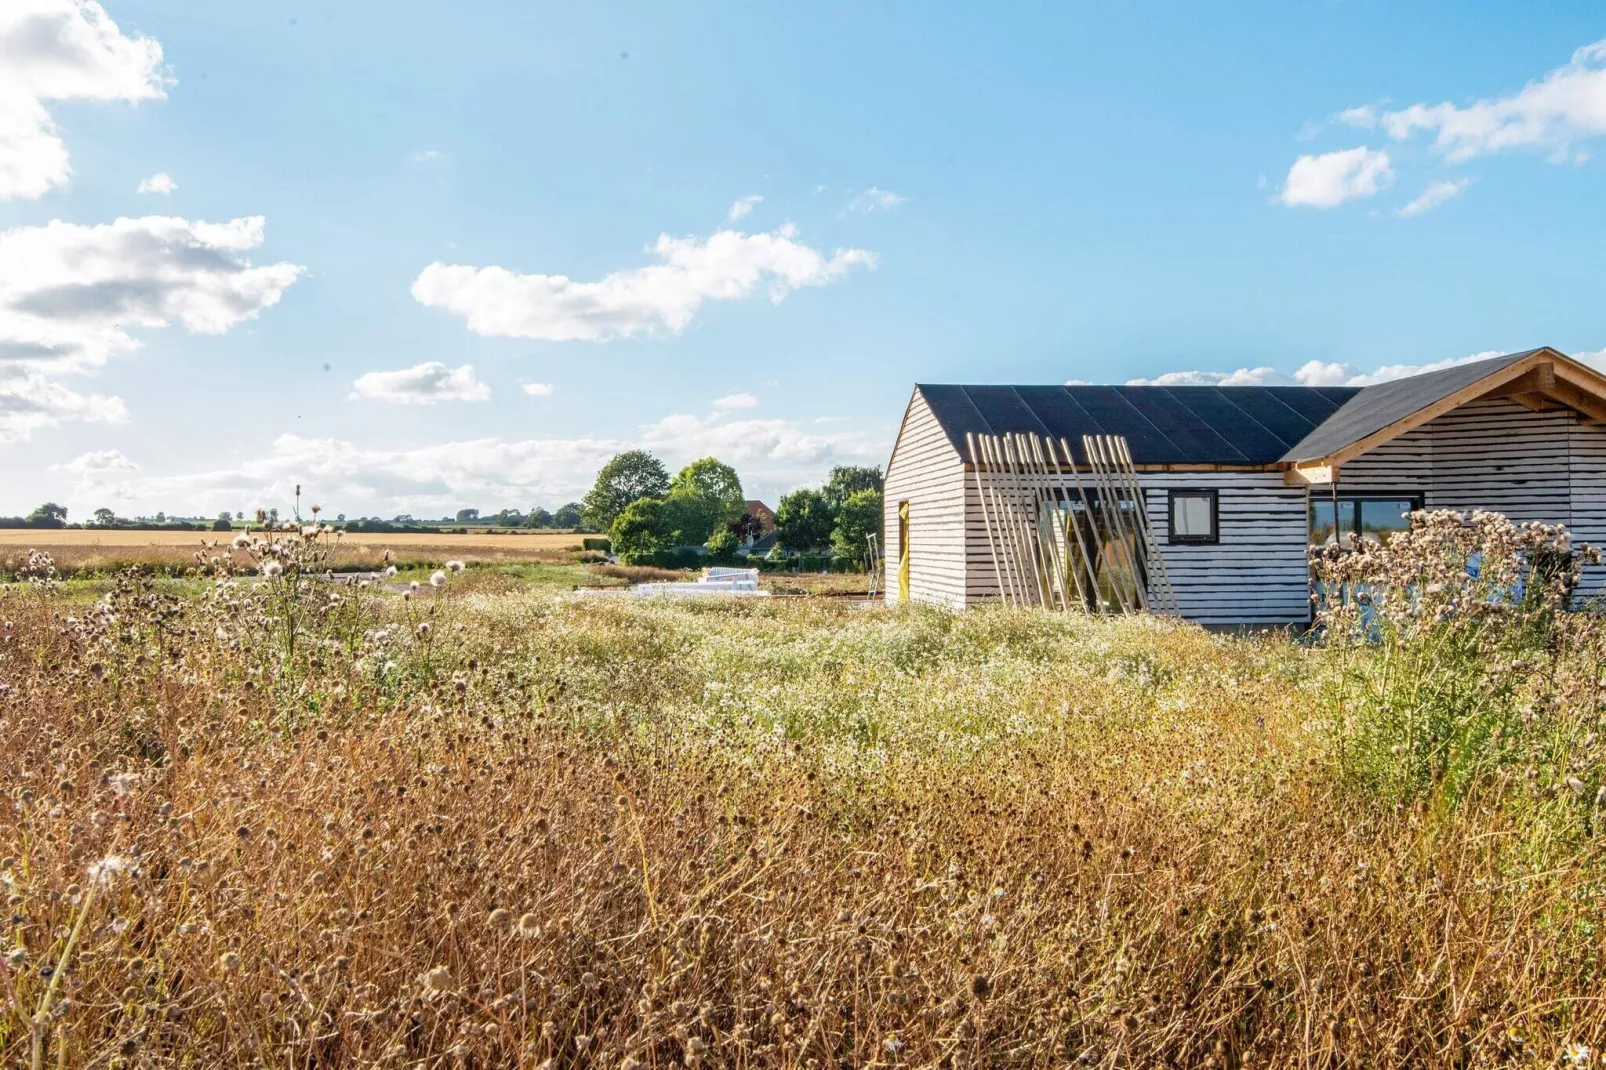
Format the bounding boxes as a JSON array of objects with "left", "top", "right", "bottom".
[
  {"left": 430, "top": 571, "right": 447, "bottom": 588},
  {"left": 384, "top": 565, "right": 397, "bottom": 577},
  {"left": 88, "top": 855, "right": 134, "bottom": 885},
  {"left": 261, "top": 560, "right": 284, "bottom": 579},
  {"left": 231, "top": 533, "right": 251, "bottom": 550},
  {"left": 445, "top": 559, "right": 466, "bottom": 573}
]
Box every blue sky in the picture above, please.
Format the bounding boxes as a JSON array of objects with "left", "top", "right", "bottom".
[{"left": 2, "top": 1, "right": 1604, "bottom": 518}]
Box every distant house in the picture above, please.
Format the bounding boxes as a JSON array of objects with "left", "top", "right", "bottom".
[
  {"left": 739, "top": 500, "right": 777, "bottom": 553},
  {"left": 745, "top": 500, "right": 777, "bottom": 536},
  {"left": 883, "top": 347, "right": 1606, "bottom": 627}
]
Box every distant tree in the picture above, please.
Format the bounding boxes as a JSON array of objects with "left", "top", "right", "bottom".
[
  {"left": 493, "top": 508, "right": 524, "bottom": 528},
  {"left": 704, "top": 528, "right": 739, "bottom": 563},
  {"left": 774, "top": 489, "right": 834, "bottom": 551},
  {"left": 552, "top": 502, "right": 584, "bottom": 529},
  {"left": 609, "top": 497, "right": 668, "bottom": 561},
  {"left": 336, "top": 513, "right": 346, "bottom": 523},
  {"left": 823, "top": 465, "right": 883, "bottom": 508},
  {"left": 154, "top": 512, "right": 166, "bottom": 524},
  {"left": 235, "top": 511, "right": 244, "bottom": 521},
  {"left": 830, "top": 489, "right": 884, "bottom": 566},
  {"left": 91, "top": 507, "right": 118, "bottom": 527},
  {"left": 455, "top": 508, "right": 481, "bottom": 523},
  {"left": 394, "top": 514, "right": 415, "bottom": 524},
  {"left": 26, "top": 502, "right": 67, "bottom": 528},
  {"left": 527, "top": 506, "right": 554, "bottom": 528},
  {"left": 670, "top": 458, "right": 745, "bottom": 524},
  {"left": 582, "top": 451, "right": 669, "bottom": 532},
  {"left": 217, "top": 510, "right": 233, "bottom": 526},
  {"left": 662, "top": 458, "right": 745, "bottom": 544}
]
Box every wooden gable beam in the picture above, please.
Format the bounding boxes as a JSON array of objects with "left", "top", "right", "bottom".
[
  {"left": 1317, "top": 350, "right": 1556, "bottom": 468},
  {"left": 1545, "top": 379, "right": 1606, "bottom": 426}
]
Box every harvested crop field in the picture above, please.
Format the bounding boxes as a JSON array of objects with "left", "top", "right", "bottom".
[
  {"left": 0, "top": 529, "right": 589, "bottom": 577},
  {"left": 0, "top": 518, "right": 1602, "bottom": 1067}
]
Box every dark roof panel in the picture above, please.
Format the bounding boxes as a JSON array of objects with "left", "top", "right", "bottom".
[
  {"left": 915, "top": 382, "right": 1355, "bottom": 466},
  {"left": 1278, "top": 350, "right": 1540, "bottom": 463}
]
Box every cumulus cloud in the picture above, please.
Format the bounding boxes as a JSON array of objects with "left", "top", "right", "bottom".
[
  {"left": 350, "top": 362, "right": 490, "bottom": 404},
  {"left": 1126, "top": 349, "right": 1514, "bottom": 389},
  {"left": 0, "top": 0, "right": 170, "bottom": 200},
  {"left": 0, "top": 214, "right": 303, "bottom": 374},
  {"left": 1396, "top": 178, "right": 1472, "bottom": 217},
  {"left": 0, "top": 214, "right": 302, "bottom": 438},
  {"left": 520, "top": 381, "right": 553, "bottom": 397},
  {"left": 73, "top": 406, "right": 886, "bottom": 516},
  {"left": 640, "top": 412, "right": 879, "bottom": 467},
  {"left": 845, "top": 187, "right": 906, "bottom": 213},
  {"left": 136, "top": 171, "right": 175, "bottom": 194},
  {"left": 0, "top": 367, "right": 126, "bottom": 441},
  {"left": 1377, "top": 40, "right": 1606, "bottom": 162},
  {"left": 411, "top": 223, "right": 874, "bottom": 342},
  {"left": 727, "top": 194, "right": 762, "bottom": 221},
  {"left": 1281, "top": 147, "right": 1393, "bottom": 208},
  {"left": 55, "top": 446, "right": 137, "bottom": 474},
  {"left": 711, "top": 391, "right": 758, "bottom": 411}
]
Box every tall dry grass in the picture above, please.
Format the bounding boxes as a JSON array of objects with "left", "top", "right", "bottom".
[{"left": 0, "top": 521, "right": 1601, "bottom": 1067}]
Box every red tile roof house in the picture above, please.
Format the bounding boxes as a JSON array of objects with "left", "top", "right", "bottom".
[{"left": 882, "top": 347, "right": 1606, "bottom": 627}]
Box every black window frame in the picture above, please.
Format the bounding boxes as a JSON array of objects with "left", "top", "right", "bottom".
[
  {"left": 1308, "top": 491, "right": 1424, "bottom": 546},
  {"left": 1167, "top": 488, "right": 1219, "bottom": 545}
]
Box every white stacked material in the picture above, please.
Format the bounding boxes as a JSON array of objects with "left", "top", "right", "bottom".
[{"left": 577, "top": 566, "right": 770, "bottom": 598}]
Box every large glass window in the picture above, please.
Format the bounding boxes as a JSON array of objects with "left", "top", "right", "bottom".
[
  {"left": 1309, "top": 495, "right": 1419, "bottom": 547},
  {"left": 1168, "top": 489, "right": 1218, "bottom": 544}
]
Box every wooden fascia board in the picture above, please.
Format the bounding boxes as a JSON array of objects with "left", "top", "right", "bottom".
[
  {"left": 1313, "top": 351, "right": 1553, "bottom": 468},
  {"left": 1546, "top": 380, "right": 1606, "bottom": 425},
  {"left": 1284, "top": 463, "right": 1338, "bottom": 486},
  {"left": 960, "top": 462, "right": 1272, "bottom": 473}
]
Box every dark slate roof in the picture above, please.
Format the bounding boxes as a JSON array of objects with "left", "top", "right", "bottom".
[
  {"left": 1277, "top": 349, "right": 1541, "bottom": 463},
  {"left": 916, "top": 383, "right": 1362, "bottom": 466}
]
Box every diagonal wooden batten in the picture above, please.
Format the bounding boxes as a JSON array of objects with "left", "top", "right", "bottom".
[
  {"left": 982, "top": 435, "right": 1031, "bottom": 606},
  {"left": 1096, "top": 435, "right": 1150, "bottom": 612},
  {"left": 1081, "top": 435, "right": 1136, "bottom": 613},
  {"left": 1110, "top": 435, "right": 1179, "bottom": 615},
  {"left": 1025, "top": 432, "right": 1075, "bottom": 611},
  {"left": 1006, "top": 433, "right": 1054, "bottom": 607},
  {"left": 966, "top": 432, "right": 1012, "bottom": 608},
  {"left": 1058, "top": 436, "right": 1106, "bottom": 612}
]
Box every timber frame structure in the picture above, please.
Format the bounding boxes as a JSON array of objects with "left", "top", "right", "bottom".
[{"left": 883, "top": 347, "right": 1606, "bottom": 626}]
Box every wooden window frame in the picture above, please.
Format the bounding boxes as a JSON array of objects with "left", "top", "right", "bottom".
[{"left": 1167, "top": 488, "right": 1219, "bottom": 545}]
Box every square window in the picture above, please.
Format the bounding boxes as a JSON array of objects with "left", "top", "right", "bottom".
[{"left": 1169, "top": 490, "right": 1218, "bottom": 544}]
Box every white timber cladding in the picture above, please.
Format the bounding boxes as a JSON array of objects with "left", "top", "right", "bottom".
[
  {"left": 959, "top": 469, "right": 1310, "bottom": 626},
  {"left": 883, "top": 390, "right": 1606, "bottom": 623},
  {"left": 1340, "top": 396, "right": 1606, "bottom": 598},
  {"left": 882, "top": 391, "right": 967, "bottom": 608}
]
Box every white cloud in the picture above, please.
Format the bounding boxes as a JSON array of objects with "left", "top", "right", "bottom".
[
  {"left": 1127, "top": 349, "right": 1512, "bottom": 389},
  {"left": 1281, "top": 147, "right": 1393, "bottom": 208},
  {"left": 727, "top": 194, "right": 762, "bottom": 221},
  {"left": 350, "top": 362, "right": 490, "bottom": 405},
  {"left": 1378, "top": 40, "right": 1606, "bottom": 162},
  {"left": 55, "top": 446, "right": 137, "bottom": 474},
  {"left": 80, "top": 408, "right": 886, "bottom": 517},
  {"left": 1396, "top": 178, "right": 1472, "bottom": 218},
  {"left": 846, "top": 187, "right": 906, "bottom": 213},
  {"left": 0, "top": 214, "right": 302, "bottom": 438},
  {"left": 412, "top": 149, "right": 445, "bottom": 163},
  {"left": 1336, "top": 104, "right": 1381, "bottom": 129},
  {"left": 136, "top": 171, "right": 175, "bottom": 194},
  {"left": 520, "top": 381, "right": 553, "bottom": 397},
  {"left": 411, "top": 222, "right": 874, "bottom": 342},
  {"left": 711, "top": 391, "right": 758, "bottom": 411},
  {"left": 0, "top": 367, "right": 126, "bottom": 441},
  {"left": 0, "top": 0, "right": 170, "bottom": 200}
]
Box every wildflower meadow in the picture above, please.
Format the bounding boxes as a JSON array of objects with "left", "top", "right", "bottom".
[{"left": 1, "top": 513, "right": 1603, "bottom": 1067}]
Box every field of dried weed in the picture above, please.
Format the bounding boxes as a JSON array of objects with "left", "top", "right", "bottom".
[{"left": 0, "top": 517, "right": 1603, "bottom": 1067}]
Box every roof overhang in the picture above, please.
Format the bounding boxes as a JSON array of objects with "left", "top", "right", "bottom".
[{"left": 1280, "top": 347, "right": 1606, "bottom": 485}]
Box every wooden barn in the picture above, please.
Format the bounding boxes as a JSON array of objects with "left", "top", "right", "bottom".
[{"left": 883, "top": 347, "right": 1606, "bottom": 626}]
